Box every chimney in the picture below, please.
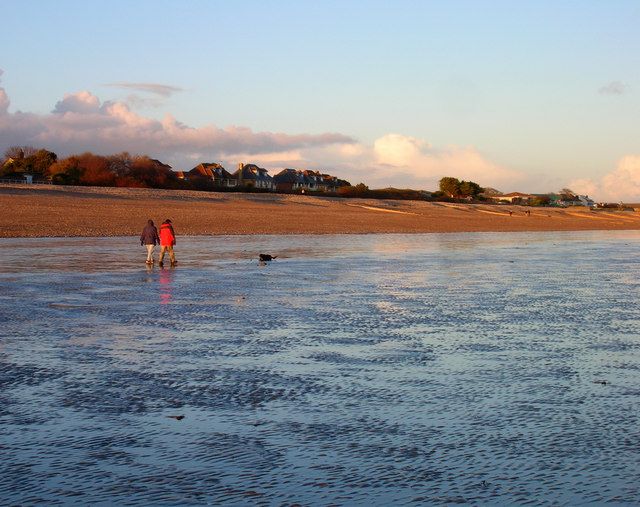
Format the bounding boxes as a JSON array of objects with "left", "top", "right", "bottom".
[{"left": 238, "top": 162, "right": 244, "bottom": 183}]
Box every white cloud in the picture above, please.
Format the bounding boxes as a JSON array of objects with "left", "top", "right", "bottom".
[
  {"left": 0, "top": 87, "right": 354, "bottom": 168},
  {"left": 53, "top": 91, "right": 101, "bottom": 114},
  {"left": 569, "top": 156, "right": 640, "bottom": 202},
  {"left": 0, "top": 88, "right": 8, "bottom": 115},
  {"left": 0, "top": 80, "right": 526, "bottom": 191},
  {"left": 368, "top": 133, "right": 523, "bottom": 189},
  {"left": 598, "top": 81, "right": 627, "bottom": 95},
  {"left": 242, "top": 133, "right": 524, "bottom": 191},
  {"left": 0, "top": 69, "right": 8, "bottom": 114},
  {"left": 567, "top": 178, "right": 599, "bottom": 197}
]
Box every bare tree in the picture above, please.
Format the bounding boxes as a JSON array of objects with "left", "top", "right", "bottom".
[{"left": 4, "top": 145, "right": 37, "bottom": 161}]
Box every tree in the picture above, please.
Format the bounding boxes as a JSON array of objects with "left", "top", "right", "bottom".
[
  {"left": 439, "top": 177, "right": 461, "bottom": 198},
  {"left": 107, "top": 152, "right": 133, "bottom": 178},
  {"left": 4, "top": 145, "right": 37, "bottom": 161},
  {"left": 1, "top": 146, "right": 57, "bottom": 178},
  {"left": 77, "top": 153, "right": 115, "bottom": 186},
  {"left": 125, "top": 156, "right": 176, "bottom": 188},
  {"left": 48, "top": 157, "right": 82, "bottom": 185},
  {"left": 336, "top": 182, "right": 370, "bottom": 197},
  {"left": 529, "top": 195, "right": 550, "bottom": 206},
  {"left": 559, "top": 188, "right": 576, "bottom": 200},
  {"left": 30, "top": 149, "right": 58, "bottom": 176},
  {"left": 459, "top": 180, "right": 483, "bottom": 198}
]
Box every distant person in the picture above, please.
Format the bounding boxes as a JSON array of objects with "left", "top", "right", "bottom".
[
  {"left": 159, "top": 219, "right": 177, "bottom": 267},
  {"left": 140, "top": 219, "right": 159, "bottom": 265}
]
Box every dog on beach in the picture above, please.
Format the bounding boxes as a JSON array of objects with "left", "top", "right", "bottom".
[{"left": 259, "top": 254, "right": 277, "bottom": 262}]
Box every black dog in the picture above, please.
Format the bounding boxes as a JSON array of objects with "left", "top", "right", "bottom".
[{"left": 259, "top": 254, "right": 277, "bottom": 262}]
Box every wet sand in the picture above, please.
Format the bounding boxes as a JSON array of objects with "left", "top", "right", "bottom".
[
  {"left": 1, "top": 183, "right": 639, "bottom": 237},
  {"left": 2, "top": 232, "right": 640, "bottom": 504}
]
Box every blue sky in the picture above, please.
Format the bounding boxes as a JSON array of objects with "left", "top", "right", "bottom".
[{"left": 1, "top": 0, "right": 639, "bottom": 199}]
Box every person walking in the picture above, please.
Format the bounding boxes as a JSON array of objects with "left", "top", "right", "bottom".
[
  {"left": 159, "top": 219, "right": 177, "bottom": 267},
  {"left": 140, "top": 219, "right": 160, "bottom": 265}
]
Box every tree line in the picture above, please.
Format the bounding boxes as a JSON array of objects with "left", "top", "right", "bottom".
[
  {"left": 0, "top": 145, "right": 456, "bottom": 200},
  {"left": 1, "top": 145, "right": 498, "bottom": 203},
  {"left": 1, "top": 146, "right": 181, "bottom": 188}
]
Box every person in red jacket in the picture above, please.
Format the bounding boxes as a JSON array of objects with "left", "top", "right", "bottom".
[{"left": 158, "top": 219, "right": 177, "bottom": 267}]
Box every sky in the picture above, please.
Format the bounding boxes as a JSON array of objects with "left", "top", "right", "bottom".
[{"left": 1, "top": 0, "right": 639, "bottom": 200}]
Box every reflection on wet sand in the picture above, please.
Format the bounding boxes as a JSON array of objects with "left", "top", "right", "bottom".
[
  {"left": 159, "top": 266, "right": 173, "bottom": 305},
  {"left": 1, "top": 231, "right": 640, "bottom": 505}
]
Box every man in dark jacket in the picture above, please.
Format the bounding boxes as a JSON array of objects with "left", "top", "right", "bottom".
[{"left": 140, "top": 219, "right": 160, "bottom": 265}]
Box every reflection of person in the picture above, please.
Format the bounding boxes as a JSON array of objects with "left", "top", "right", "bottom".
[
  {"left": 159, "top": 265, "right": 173, "bottom": 304},
  {"left": 159, "top": 219, "right": 177, "bottom": 267},
  {"left": 140, "top": 219, "right": 160, "bottom": 265}
]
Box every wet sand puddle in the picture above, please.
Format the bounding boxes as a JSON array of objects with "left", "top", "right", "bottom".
[{"left": 1, "top": 232, "right": 640, "bottom": 505}]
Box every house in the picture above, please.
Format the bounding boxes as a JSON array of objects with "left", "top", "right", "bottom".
[
  {"left": 273, "top": 168, "right": 350, "bottom": 193},
  {"left": 302, "top": 170, "right": 322, "bottom": 191},
  {"left": 233, "top": 163, "right": 275, "bottom": 190},
  {"left": 188, "top": 163, "right": 236, "bottom": 187},
  {"left": 576, "top": 195, "right": 595, "bottom": 207},
  {"left": 491, "top": 192, "right": 534, "bottom": 204},
  {"left": 150, "top": 159, "right": 173, "bottom": 171},
  {"left": 273, "top": 168, "right": 306, "bottom": 192},
  {"left": 320, "top": 174, "right": 350, "bottom": 192},
  {"left": 550, "top": 193, "right": 595, "bottom": 207}
]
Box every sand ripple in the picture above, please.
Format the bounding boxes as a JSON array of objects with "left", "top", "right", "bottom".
[{"left": 2, "top": 232, "right": 640, "bottom": 505}]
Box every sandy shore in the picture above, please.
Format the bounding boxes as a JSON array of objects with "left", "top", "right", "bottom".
[{"left": 1, "top": 183, "right": 639, "bottom": 237}]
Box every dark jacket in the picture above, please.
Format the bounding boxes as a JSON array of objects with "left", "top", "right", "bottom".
[{"left": 140, "top": 224, "right": 160, "bottom": 245}]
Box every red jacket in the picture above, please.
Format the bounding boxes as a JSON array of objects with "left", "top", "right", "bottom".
[{"left": 159, "top": 223, "right": 176, "bottom": 246}]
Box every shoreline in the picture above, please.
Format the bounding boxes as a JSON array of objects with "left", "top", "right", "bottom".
[{"left": 2, "top": 183, "right": 639, "bottom": 238}]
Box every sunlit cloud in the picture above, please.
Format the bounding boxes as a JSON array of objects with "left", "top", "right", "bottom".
[
  {"left": 0, "top": 78, "right": 526, "bottom": 192},
  {"left": 0, "top": 85, "right": 354, "bottom": 167},
  {"left": 569, "top": 156, "right": 640, "bottom": 202},
  {"left": 368, "top": 133, "right": 523, "bottom": 189},
  {"left": 53, "top": 91, "right": 101, "bottom": 114},
  {"left": 242, "top": 133, "right": 524, "bottom": 191}
]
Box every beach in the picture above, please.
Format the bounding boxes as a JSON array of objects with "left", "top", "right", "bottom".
[
  {"left": 1, "top": 183, "right": 639, "bottom": 237},
  {"left": 2, "top": 232, "right": 640, "bottom": 504}
]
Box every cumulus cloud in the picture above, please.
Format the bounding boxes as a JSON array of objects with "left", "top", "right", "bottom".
[
  {"left": 53, "top": 91, "right": 101, "bottom": 114},
  {"left": 0, "top": 87, "right": 8, "bottom": 115},
  {"left": 105, "top": 82, "right": 184, "bottom": 97},
  {"left": 0, "top": 81, "right": 524, "bottom": 191},
  {"left": 569, "top": 156, "right": 640, "bottom": 202},
  {"left": 0, "top": 87, "right": 354, "bottom": 167},
  {"left": 368, "top": 133, "right": 522, "bottom": 189},
  {"left": 598, "top": 81, "right": 627, "bottom": 95},
  {"left": 243, "top": 133, "right": 523, "bottom": 191}
]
